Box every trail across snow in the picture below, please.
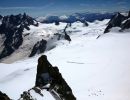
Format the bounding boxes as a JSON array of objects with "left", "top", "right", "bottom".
[{"left": 0, "top": 20, "right": 130, "bottom": 100}]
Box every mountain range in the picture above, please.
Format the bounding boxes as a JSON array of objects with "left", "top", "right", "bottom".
[
  {"left": 0, "top": 11, "right": 130, "bottom": 63},
  {"left": 0, "top": 11, "right": 130, "bottom": 100},
  {"left": 36, "top": 12, "right": 115, "bottom": 23}
]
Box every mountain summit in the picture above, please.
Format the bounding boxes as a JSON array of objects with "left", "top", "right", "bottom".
[
  {"left": 0, "top": 13, "right": 38, "bottom": 60},
  {"left": 104, "top": 11, "right": 130, "bottom": 33}
]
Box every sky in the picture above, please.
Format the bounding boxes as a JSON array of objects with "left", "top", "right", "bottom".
[{"left": 0, "top": 0, "right": 130, "bottom": 17}]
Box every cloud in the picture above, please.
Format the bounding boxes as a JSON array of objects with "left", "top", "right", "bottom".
[
  {"left": 117, "top": 1, "right": 126, "bottom": 5},
  {"left": 0, "top": 7, "right": 34, "bottom": 9},
  {"left": 0, "top": 2, "right": 54, "bottom": 10},
  {"left": 116, "top": 1, "right": 128, "bottom": 11},
  {"left": 59, "top": 15, "right": 68, "bottom": 20},
  {"left": 79, "top": 3, "right": 90, "bottom": 7},
  {"left": 41, "top": 2, "right": 54, "bottom": 9}
]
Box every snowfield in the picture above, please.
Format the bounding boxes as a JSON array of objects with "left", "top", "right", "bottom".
[{"left": 0, "top": 19, "right": 130, "bottom": 100}]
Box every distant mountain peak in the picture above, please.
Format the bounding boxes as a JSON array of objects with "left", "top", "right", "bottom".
[
  {"left": 104, "top": 11, "right": 130, "bottom": 33},
  {"left": 0, "top": 13, "right": 39, "bottom": 60},
  {"left": 36, "top": 12, "right": 114, "bottom": 23}
]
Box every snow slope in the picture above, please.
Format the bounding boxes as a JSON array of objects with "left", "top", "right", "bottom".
[
  {"left": 1, "top": 22, "right": 67, "bottom": 63},
  {"left": 0, "top": 19, "right": 130, "bottom": 100}
]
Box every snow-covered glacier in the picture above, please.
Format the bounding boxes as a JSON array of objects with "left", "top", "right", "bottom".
[{"left": 0, "top": 17, "right": 130, "bottom": 100}]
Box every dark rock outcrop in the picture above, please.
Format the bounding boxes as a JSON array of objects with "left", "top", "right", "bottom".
[
  {"left": 0, "top": 91, "right": 11, "bottom": 100},
  {"left": 62, "top": 23, "right": 72, "bottom": 42},
  {"left": 104, "top": 11, "right": 130, "bottom": 33},
  {"left": 49, "top": 66, "right": 76, "bottom": 100},
  {"left": 34, "top": 55, "right": 76, "bottom": 100},
  {"left": 0, "top": 13, "right": 38, "bottom": 60},
  {"left": 19, "top": 91, "right": 35, "bottom": 100},
  {"left": 64, "top": 33, "right": 71, "bottom": 42},
  {"left": 19, "top": 87, "right": 44, "bottom": 100},
  {"left": 79, "top": 20, "right": 88, "bottom": 26},
  {"left": 55, "top": 21, "right": 60, "bottom": 25},
  {"left": 0, "top": 15, "right": 2, "bottom": 20},
  {"left": 19, "top": 55, "right": 76, "bottom": 100},
  {"left": 121, "top": 18, "right": 130, "bottom": 30},
  {"left": 29, "top": 39, "right": 47, "bottom": 57},
  {"left": 83, "top": 21, "right": 89, "bottom": 26}
]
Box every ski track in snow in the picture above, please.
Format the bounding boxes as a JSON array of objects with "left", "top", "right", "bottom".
[{"left": 0, "top": 68, "right": 33, "bottom": 83}]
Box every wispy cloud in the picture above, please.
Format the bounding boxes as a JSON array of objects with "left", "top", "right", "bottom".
[
  {"left": 40, "top": 2, "right": 54, "bottom": 9},
  {"left": 79, "top": 3, "right": 91, "bottom": 7},
  {"left": 0, "top": 2, "right": 54, "bottom": 9},
  {"left": 117, "top": 1, "right": 126, "bottom": 5},
  {"left": 0, "top": 7, "right": 35, "bottom": 9}
]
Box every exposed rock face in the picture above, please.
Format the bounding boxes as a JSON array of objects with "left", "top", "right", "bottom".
[
  {"left": 63, "top": 23, "right": 72, "bottom": 42},
  {"left": 19, "top": 91, "right": 35, "bottom": 100},
  {"left": 49, "top": 66, "right": 76, "bottom": 100},
  {"left": 121, "top": 18, "right": 130, "bottom": 30},
  {"left": 104, "top": 11, "right": 130, "bottom": 33},
  {"left": 19, "top": 87, "right": 44, "bottom": 100},
  {"left": 83, "top": 21, "right": 89, "bottom": 26},
  {"left": 34, "top": 55, "right": 76, "bottom": 100},
  {"left": 128, "top": 11, "right": 130, "bottom": 18},
  {"left": 0, "top": 13, "right": 38, "bottom": 60},
  {"left": 0, "top": 15, "right": 2, "bottom": 20},
  {"left": 64, "top": 33, "right": 71, "bottom": 42},
  {"left": 55, "top": 21, "right": 60, "bottom": 25},
  {"left": 0, "top": 91, "right": 10, "bottom": 100},
  {"left": 29, "top": 39, "right": 47, "bottom": 57},
  {"left": 79, "top": 20, "right": 89, "bottom": 27}
]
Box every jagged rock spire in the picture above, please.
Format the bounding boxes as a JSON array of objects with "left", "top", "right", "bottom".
[
  {"left": 0, "top": 13, "right": 39, "bottom": 60},
  {"left": 104, "top": 11, "right": 129, "bottom": 33}
]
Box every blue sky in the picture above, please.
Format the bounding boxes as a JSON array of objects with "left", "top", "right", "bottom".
[{"left": 0, "top": 0, "right": 130, "bottom": 17}]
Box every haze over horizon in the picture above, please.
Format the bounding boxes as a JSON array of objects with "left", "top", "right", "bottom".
[{"left": 0, "top": 0, "right": 130, "bottom": 17}]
